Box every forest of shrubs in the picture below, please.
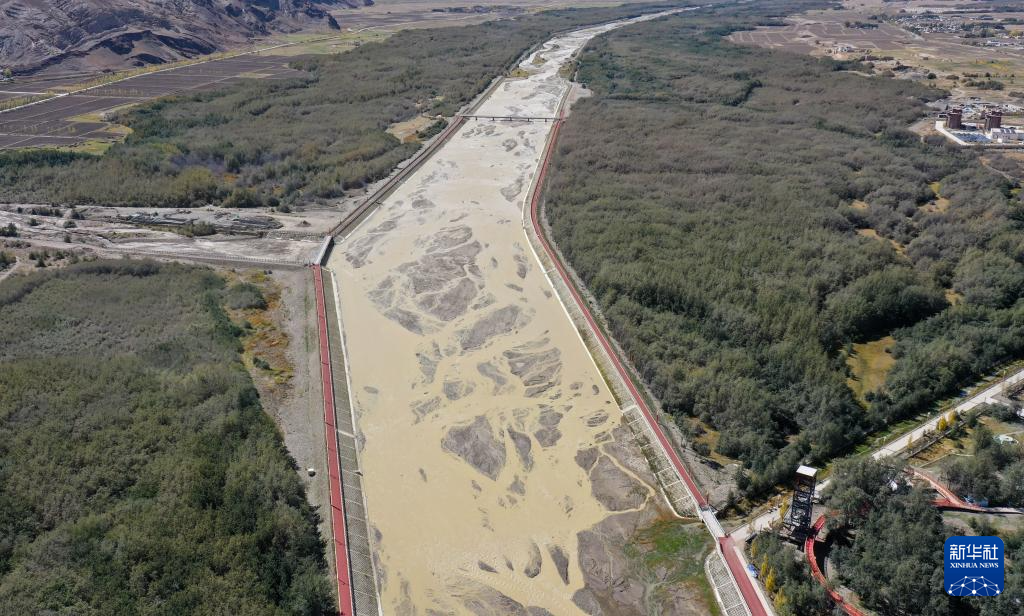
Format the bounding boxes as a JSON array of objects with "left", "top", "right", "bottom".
[
  {"left": 0, "top": 262, "right": 334, "bottom": 614},
  {"left": 0, "top": 2, "right": 687, "bottom": 209},
  {"left": 544, "top": 0, "right": 1024, "bottom": 494}
]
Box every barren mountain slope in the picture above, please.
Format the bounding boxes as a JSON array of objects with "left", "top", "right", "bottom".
[{"left": 0, "top": 0, "right": 368, "bottom": 75}]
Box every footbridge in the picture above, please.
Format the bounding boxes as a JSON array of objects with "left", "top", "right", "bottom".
[{"left": 458, "top": 114, "right": 560, "bottom": 122}]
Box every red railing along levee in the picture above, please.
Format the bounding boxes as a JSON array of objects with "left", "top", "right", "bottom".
[
  {"left": 312, "top": 265, "right": 355, "bottom": 616},
  {"left": 527, "top": 117, "right": 708, "bottom": 510},
  {"left": 528, "top": 116, "right": 772, "bottom": 616}
]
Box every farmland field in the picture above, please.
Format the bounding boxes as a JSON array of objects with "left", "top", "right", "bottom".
[
  {"left": 729, "top": 3, "right": 1024, "bottom": 100},
  {"left": 0, "top": 55, "right": 306, "bottom": 150}
]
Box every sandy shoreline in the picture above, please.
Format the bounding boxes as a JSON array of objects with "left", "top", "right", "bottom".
[{"left": 328, "top": 12, "right": 682, "bottom": 614}]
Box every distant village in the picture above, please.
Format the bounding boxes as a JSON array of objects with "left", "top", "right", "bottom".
[{"left": 890, "top": 10, "right": 1024, "bottom": 46}]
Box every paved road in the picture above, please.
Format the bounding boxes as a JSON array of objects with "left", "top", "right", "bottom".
[
  {"left": 733, "top": 366, "right": 1024, "bottom": 540},
  {"left": 873, "top": 370, "right": 1024, "bottom": 460}
]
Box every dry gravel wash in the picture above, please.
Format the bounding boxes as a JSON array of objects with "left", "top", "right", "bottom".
[{"left": 327, "top": 10, "right": 692, "bottom": 616}]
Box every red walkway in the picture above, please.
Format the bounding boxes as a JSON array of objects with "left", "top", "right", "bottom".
[
  {"left": 805, "top": 515, "right": 866, "bottom": 616},
  {"left": 528, "top": 117, "right": 766, "bottom": 616},
  {"left": 803, "top": 468, "right": 1022, "bottom": 616},
  {"left": 312, "top": 265, "right": 355, "bottom": 616},
  {"left": 719, "top": 536, "right": 772, "bottom": 616}
]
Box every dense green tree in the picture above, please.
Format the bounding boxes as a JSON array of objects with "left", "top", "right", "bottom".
[
  {"left": 825, "top": 267, "right": 947, "bottom": 342},
  {"left": 826, "top": 460, "right": 951, "bottom": 615},
  {"left": 1000, "top": 460, "right": 1024, "bottom": 505},
  {"left": 544, "top": 0, "right": 1024, "bottom": 492},
  {"left": 822, "top": 456, "right": 905, "bottom": 528},
  {"left": 0, "top": 261, "right": 333, "bottom": 614},
  {"left": 979, "top": 541, "right": 1024, "bottom": 615},
  {"left": 943, "top": 426, "right": 1024, "bottom": 506},
  {"left": 750, "top": 533, "right": 830, "bottom": 616}
]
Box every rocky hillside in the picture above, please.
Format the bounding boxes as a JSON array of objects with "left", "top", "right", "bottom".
[{"left": 0, "top": 0, "right": 370, "bottom": 75}]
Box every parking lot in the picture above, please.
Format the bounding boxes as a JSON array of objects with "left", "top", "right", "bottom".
[{"left": 0, "top": 55, "right": 307, "bottom": 150}]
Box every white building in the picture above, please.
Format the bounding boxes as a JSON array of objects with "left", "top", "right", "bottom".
[{"left": 988, "top": 127, "right": 1024, "bottom": 142}]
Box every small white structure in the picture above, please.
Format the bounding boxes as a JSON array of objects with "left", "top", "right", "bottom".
[
  {"left": 937, "top": 121, "right": 1024, "bottom": 147},
  {"left": 989, "top": 127, "right": 1024, "bottom": 142},
  {"left": 796, "top": 465, "right": 818, "bottom": 479}
]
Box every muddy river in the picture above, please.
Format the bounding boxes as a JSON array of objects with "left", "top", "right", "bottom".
[{"left": 328, "top": 11, "right": 687, "bottom": 615}]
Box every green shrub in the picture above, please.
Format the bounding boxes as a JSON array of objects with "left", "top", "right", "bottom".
[{"left": 224, "top": 282, "right": 267, "bottom": 310}]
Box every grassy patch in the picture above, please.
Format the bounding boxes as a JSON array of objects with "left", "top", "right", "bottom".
[
  {"left": 626, "top": 519, "right": 720, "bottom": 615},
  {"left": 635, "top": 520, "right": 707, "bottom": 562},
  {"left": 224, "top": 271, "right": 294, "bottom": 387},
  {"left": 52, "top": 139, "right": 117, "bottom": 156},
  {"left": 265, "top": 31, "right": 391, "bottom": 56},
  {"left": 386, "top": 114, "right": 436, "bottom": 143},
  {"left": 694, "top": 427, "right": 740, "bottom": 467},
  {"left": 68, "top": 104, "right": 138, "bottom": 125},
  {"left": 855, "top": 228, "right": 906, "bottom": 255},
  {"left": 846, "top": 335, "right": 895, "bottom": 405}
]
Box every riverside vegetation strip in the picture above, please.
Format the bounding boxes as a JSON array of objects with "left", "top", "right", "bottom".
[
  {"left": 544, "top": 0, "right": 1024, "bottom": 496},
  {"left": 0, "top": 261, "right": 334, "bottom": 614},
  {"left": 0, "top": 2, "right": 690, "bottom": 209}
]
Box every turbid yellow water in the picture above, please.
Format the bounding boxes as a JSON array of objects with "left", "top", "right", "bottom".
[{"left": 328, "top": 12, "right": 679, "bottom": 614}]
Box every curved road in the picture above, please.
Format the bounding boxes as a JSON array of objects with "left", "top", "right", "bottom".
[{"left": 734, "top": 366, "right": 1024, "bottom": 543}]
